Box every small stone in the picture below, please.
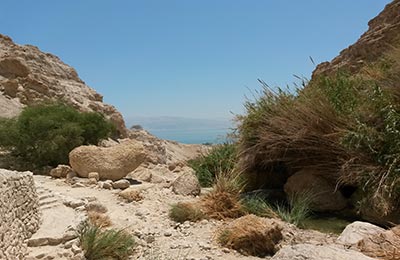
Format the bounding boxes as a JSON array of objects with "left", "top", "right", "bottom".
[
  {"left": 35, "top": 253, "right": 46, "bottom": 259},
  {"left": 164, "top": 231, "right": 172, "bottom": 237},
  {"left": 103, "top": 181, "right": 112, "bottom": 189},
  {"left": 71, "top": 183, "right": 85, "bottom": 188},
  {"left": 71, "top": 244, "right": 82, "bottom": 255},
  {"left": 112, "top": 179, "right": 130, "bottom": 189},
  {"left": 143, "top": 235, "right": 155, "bottom": 244},
  {"left": 88, "top": 172, "right": 100, "bottom": 181}
]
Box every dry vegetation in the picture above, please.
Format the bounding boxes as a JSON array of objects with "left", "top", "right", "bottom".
[
  {"left": 237, "top": 48, "right": 400, "bottom": 219},
  {"left": 217, "top": 214, "right": 283, "bottom": 257}
]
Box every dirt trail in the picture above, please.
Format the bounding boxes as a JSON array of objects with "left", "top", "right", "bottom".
[{"left": 28, "top": 175, "right": 262, "bottom": 260}]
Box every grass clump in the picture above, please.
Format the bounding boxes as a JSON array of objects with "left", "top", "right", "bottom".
[
  {"left": 217, "top": 214, "right": 282, "bottom": 257},
  {"left": 77, "top": 221, "right": 135, "bottom": 260},
  {"left": 241, "top": 195, "right": 278, "bottom": 218},
  {"left": 275, "top": 192, "right": 313, "bottom": 227},
  {"left": 189, "top": 143, "right": 237, "bottom": 187},
  {"left": 169, "top": 202, "right": 205, "bottom": 223},
  {"left": 0, "top": 102, "right": 114, "bottom": 169}
]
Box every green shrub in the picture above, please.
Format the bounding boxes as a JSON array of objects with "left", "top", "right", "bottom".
[
  {"left": 189, "top": 143, "right": 237, "bottom": 187},
  {"left": 0, "top": 103, "right": 114, "bottom": 168},
  {"left": 169, "top": 202, "right": 205, "bottom": 223},
  {"left": 77, "top": 221, "right": 135, "bottom": 260}
]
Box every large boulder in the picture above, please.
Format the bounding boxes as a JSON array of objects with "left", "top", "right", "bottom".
[
  {"left": 284, "top": 169, "right": 347, "bottom": 212},
  {"left": 357, "top": 225, "right": 400, "bottom": 260},
  {"left": 337, "top": 221, "right": 385, "bottom": 247},
  {"left": 172, "top": 167, "right": 201, "bottom": 196},
  {"left": 271, "top": 244, "right": 375, "bottom": 260},
  {"left": 69, "top": 141, "right": 146, "bottom": 181}
]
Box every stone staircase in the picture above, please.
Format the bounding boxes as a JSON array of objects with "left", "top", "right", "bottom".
[{"left": 36, "top": 186, "right": 63, "bottom": 211}]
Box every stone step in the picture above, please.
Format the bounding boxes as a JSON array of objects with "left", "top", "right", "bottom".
[
  {"left": 39, "top": 193, "right": 54, "bottom": 201},
  {"left": 39, "top": 198, "right": 59, "bottom": 207}
]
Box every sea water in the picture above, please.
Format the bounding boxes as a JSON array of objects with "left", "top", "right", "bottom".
[{"left": 147, "top": 128, "right": 230, "bottom": 144}]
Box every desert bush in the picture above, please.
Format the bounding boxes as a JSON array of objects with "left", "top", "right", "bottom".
[
  {"left": 189, "top": 142, "right": 237, "bottom": 187},
  {"left": 169, "top": 202, "right": 205, "bottom": 223},
  {"left": 77, "top": 221, "right": 135, "bottom": 260},
  {"left": 0, "top": 103, "right": 114, "bottom": 168},
  {"left": 217, "top": 214, "right": 282, "bottom": 257}
]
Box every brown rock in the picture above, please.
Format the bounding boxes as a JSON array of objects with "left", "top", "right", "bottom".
[
  {"left": 112, "top": 179, "right": 130, "bottom": 189},
  {"left": 50, "top": 165, "right": 74, "bottom": 178},
  {"left": 312, "top": 0, "right": 400, "bottom": 77},
  {"left": 172, "top": 167, "right": 201, "bottom": 196},
  {"left": 87, "top": 172, "right": 100, "bottom": 181},
  {"left": 284, "top": 169, "right": 347, "bottom": 212},
  {"left": 69, "top": 141, "right": 146, "bottom": 181},
  {"left": 357, "top": 225, "right": 400, "bottom": 260}
]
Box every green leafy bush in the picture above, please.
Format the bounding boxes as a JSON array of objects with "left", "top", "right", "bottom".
[
  {"left": 77, "top": 221, "right": 135, "bottom": 260},
  {"left": 0, "top": 103, "right": 114, "bottom": 168},
  {"left": 189, "top": 143, "right": 237, "bottom": 187}
]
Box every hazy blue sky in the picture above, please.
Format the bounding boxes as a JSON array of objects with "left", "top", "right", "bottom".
[{"left": 0, "top": 0, "right": 391, "bottom": 120}]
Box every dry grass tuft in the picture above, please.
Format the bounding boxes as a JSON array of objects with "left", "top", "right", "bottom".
[
  {"left": 217, "top": 214, "right": 283, "bottom": 257},
  {"left": 200, "top": 171, "right": 246, "bottom": 220},
  {"left": 88, "top": 211, "right": 112, "bottom": 228},
  {"left": 169, "top": 202, "right": 205, "bottom": 223},
  {"left": 119, "top": 189, "right": 144, "bottom": 202}
]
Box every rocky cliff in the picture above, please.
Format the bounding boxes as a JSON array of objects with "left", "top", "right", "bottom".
[
  {"left": 0, "top": 34, "right": 128, "bottom": 137},
  {"left": 313, "top": 0, "right": 400, "bottom": 77}
]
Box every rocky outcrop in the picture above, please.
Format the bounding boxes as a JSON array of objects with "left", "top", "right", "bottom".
[
  {"left": 313, "top": 0, "right": 400, "bottom": 77},
  {"left": 0, "top": 34, "right": 128, "bottom": 137},
  {"left": 0, "top": 169, "right": 40, "bottom": 259},
  {"left": 337, "top": 221, "right": 385, "bottom": 247},
  {"left": 284, "top": 169, "right": 347, "bottom": 212},
  {"left": 272, "top": 244, "right": 375, "bottom": 260},
  {"left": 69, "top": 140, "right": 146, "bottom": 181},
  {"left": 357, "top": 225, "right": 400, "bottom": 260}
]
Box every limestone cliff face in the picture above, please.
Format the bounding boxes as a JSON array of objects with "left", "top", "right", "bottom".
[
  {"left": 0, "top": 34, "right": 128, "bottom": 137},
  {"left": 313, "top": 0, "right": 400, "bottom": 77}
]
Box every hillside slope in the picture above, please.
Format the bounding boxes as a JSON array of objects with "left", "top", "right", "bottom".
[{"left": 0, "top": 34, "right": 127, "bottom": 136}]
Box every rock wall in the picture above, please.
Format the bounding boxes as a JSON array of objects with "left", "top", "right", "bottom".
[
  {"left": 313, "top": 0, "right": 400, "bottom": 77},
  {"left": 0, "top": 169, "right": 40, "bottom": 259}
]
